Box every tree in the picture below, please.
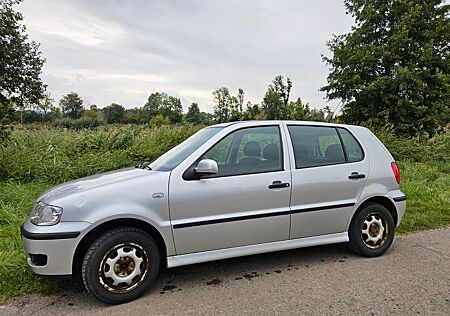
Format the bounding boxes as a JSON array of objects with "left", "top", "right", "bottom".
[
  {"left": 237, "top": 88, "right": 245, "bottom": 114},
  {"left": 103, "top": 103, "right": 125, "bottom": 124},
  {"left": 142, "top": 92, "right": 164, "bottom": 122},
  {"left": 37, "top": 93, "right": 53, "bottom": 115},
  {"left": 1, "top": 0, "right": 46, "bottom": 129},
  {"left": 321, "top": 0, "right": 450, "bottom": 136},
  {"left": 212, "top": 87, "right": 232, "bottom": 123},
  {"left": 59, "top": 92, "right": 84, "bottom": 119},
  {"left": 123, "top": 108, "right": 140, "bottom": 124},
  {"left": 159, "top": 96, "right": 183, "bottom": 124},
  {"left": 242, "top": 101, "right": 261, "bottom": 120},
  {"left": 142, "top": 92, "right": 183, "bottom": 124},
  {"left": 262, "top": 76, "right": 292, "bottom": 119},
  {"left": 150, "top": 114, "right": 170, "bottom": 127},
  {"left": 185, "top": 102, "right": 202, "bottom": 124}
]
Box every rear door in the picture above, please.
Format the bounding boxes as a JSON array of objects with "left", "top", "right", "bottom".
[{"left": 285, "top": 124, "right": 369, "bottom": 239}]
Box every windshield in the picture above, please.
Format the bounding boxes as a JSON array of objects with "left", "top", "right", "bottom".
[{"left": 150, "top": 127, "right": 224, "bottom": 171}]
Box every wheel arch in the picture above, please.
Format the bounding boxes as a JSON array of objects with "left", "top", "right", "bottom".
[
  {"left": 72, "top": 218, "right": 167, "bottom": 276},
  {"left": 351, "top": 196, "right": 398, "bottom": 228}
]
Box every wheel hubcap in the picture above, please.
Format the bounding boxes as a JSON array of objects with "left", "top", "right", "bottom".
[
  {"left": 361, "top": 213, "right": 388, "bottom": 249},
  {"left": 99, "top": 243, "right": 149, "bottom": 293}
]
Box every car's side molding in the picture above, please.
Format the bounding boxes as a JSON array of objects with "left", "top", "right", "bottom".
[
  {"left": 173, "top": 203, "right": 356, "bottom": 229},
  {"left": 172, "top": 210, "right": 291, "bottom": 229},
  {"left": 167, "top": 232, "right": 349, "bottom": 268},
  {"left": 291, "top": 202, "right": 355, "bottom": 214}
]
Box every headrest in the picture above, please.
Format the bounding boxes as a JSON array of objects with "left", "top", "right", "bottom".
[
  {"left": 263, "top": 143, "right": 279, "bottom": 161},
  {"left": 243, "top": 141, "right": 261, "bottom": 157}
]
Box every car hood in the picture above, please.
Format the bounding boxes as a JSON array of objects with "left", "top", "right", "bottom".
[{"left": 38, "top": 167, "right": 163, "bottom": 204}]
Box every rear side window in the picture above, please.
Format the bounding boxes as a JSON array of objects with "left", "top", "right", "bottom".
[
  {"left": 288, "top": 125, "right": 364, "bottom": 169},
  {"left": 288, "top": 126, "right": 345, "bottom": 168},
  {"left": 338, "top": 128, "right": 364, "bottom": 162}
]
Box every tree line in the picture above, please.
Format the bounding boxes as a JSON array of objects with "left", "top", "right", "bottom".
[
  {"left": 10, "top": 75, "right": 333, "bottom": 128},
  {"left": 1, "top": 0, "right": 449, "bottom": 138}
]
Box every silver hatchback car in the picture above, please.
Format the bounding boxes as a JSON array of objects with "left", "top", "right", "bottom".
[{"left": 22, "top": 120, "right": 406, "bottom": 304}]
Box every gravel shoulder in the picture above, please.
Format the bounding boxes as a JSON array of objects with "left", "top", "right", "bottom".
[{"left": 2, "top": 227, "right": 449, "bottom": 316}]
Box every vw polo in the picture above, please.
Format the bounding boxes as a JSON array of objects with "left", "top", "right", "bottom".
[{"left": 21, "top": 120, "right": 406, "bottom": 304}]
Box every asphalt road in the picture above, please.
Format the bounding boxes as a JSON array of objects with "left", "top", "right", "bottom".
[{"left": 2, "top": 227, "right": 449, "bottom": 316}]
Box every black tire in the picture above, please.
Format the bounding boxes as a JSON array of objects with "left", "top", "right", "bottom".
[
  {"left": 82, "top": 227, "right": 160, "bottom": 304},
  {"left": 348, "top": 202, "right": 395, "bottom": 257}
]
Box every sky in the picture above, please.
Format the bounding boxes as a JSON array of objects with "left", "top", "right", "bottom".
[{"left": 19, "top": 0, "right": 355, "bottom": 113}]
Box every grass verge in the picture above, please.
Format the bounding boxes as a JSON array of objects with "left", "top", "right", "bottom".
[{"left": 0, "top": 160, "right": 449, "bottom": 302}]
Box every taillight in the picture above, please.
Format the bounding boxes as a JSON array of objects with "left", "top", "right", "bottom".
[{"left": 391, "top": 162, "right": 400, "bottom": 184}]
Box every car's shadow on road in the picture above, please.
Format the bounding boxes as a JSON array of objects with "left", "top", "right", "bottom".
[
  {"left": 153, "top": 242, "right": 355, "bottom": 293},
  {"left": 36, "top": 242, "right": 358, "bottom": 307}
]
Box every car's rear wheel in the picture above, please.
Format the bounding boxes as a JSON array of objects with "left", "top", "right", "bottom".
[
  {"left": 348, "top": 202, "right": 395, "bottom": 257},
  {"left": 82, "top": 227, "right": 160, "bottom": 304}
]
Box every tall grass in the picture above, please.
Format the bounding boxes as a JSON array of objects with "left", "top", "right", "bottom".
[
  {"left": 1, "top": 125, "right": 448, "bottom": 184},
  {"left": 0, "top": 125, "right": 201, "bottom": 183},
  {"left": 0, "top": 124, "right": 448, "bottom": 302}
]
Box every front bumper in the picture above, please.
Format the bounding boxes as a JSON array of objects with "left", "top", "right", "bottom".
[{"left": 21, "top": 219, "right": 91, "bottom": 276}]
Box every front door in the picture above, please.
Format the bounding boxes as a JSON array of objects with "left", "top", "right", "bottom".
[
  {"left": 286, "top": 124, "right": 369, "bottom": 239},
  {"left": 169, "top": 125, "right": 292, "bottom": 255}
]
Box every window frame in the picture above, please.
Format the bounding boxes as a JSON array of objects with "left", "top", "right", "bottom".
[
  {"left": 183, "top": 124, "right": 285, "bottom": 180},
  {"left": 286, "top": 124, "right": 365, "bottom": 170}
]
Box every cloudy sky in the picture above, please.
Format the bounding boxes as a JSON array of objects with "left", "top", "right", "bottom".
[{"left": 19, "top": 0, "right": 354, "bottom": 112}]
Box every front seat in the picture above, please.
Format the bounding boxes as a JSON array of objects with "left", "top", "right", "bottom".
[
  {"left": 235, "top": 141, "right": 261, "bottom": 172},
  {"left": 260, "top": 143, "right": 280, "bottom": 171}
]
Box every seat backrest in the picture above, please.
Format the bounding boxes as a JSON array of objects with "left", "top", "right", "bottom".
[
  {"left": 325, "top": 144, "right": 345, "bottom": 163},
  {"left": 262, "top": 143, "right": 279, "bottom": 161}
]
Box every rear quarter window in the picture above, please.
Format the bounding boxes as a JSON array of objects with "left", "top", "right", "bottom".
[{"left": 338, "top": 128, "right": 364, "bottom": 162}]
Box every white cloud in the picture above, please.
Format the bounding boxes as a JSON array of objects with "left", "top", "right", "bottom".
[{"left": 19, "top": 0, "right": 354, "bottom": 112}]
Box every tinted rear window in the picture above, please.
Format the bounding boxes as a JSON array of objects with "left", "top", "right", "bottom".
[{"left": 288, "top": 126, "right": 345, "bottom": 168}]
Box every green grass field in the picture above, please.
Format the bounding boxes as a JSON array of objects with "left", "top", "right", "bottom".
[{"left": 0, "top": 126, "right": 449, "bottom": 302}]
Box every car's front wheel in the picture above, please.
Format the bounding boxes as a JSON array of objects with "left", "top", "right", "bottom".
[
  {"left": 82, "top": 227, "right": 160, "bottom": 304},
  {"left": 348, "top": 202, "right": 395, "bottom": 257}
]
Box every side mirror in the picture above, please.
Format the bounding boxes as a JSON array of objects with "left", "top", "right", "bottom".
[{"left": 194, "top": 159, "right": 218, "bottom": 175}]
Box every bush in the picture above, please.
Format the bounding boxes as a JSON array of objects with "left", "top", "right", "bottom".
[
  {"left": 376, "top": 130, "right": 449, "bottom": 162},
  {"left": 51, "top": 116, "right": 105, "bottom": 129}
]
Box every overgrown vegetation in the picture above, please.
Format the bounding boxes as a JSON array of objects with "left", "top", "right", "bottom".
[
  {"left": 0, "top": 0, "right": 449, "bottom": 304},
  {"left": 0, "top": 126, "right": 448, "bottom": 302}
]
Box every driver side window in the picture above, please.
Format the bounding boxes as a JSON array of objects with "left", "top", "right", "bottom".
[{"left": 203, "top": 126, "right": 283, "bottom": 177}]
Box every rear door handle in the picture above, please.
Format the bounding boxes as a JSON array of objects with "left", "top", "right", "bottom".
[
  {"left": 348, "top": 172, "right": 365, "bottom": 179},
  {"left": 268, "top": 180, "right": 290, "bottom": 189}
]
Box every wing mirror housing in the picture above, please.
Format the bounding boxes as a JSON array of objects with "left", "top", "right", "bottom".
[{"left": 194, "top": 159, "right": 218, "bottom": 175}]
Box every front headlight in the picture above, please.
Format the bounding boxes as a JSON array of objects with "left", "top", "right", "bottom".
[{"left": 30, "top": 201, "right": 63, "bottom": 226}]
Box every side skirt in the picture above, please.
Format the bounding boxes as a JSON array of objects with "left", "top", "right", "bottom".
[{"left": 167, "top": 232, "right": 349, "bottom": 268}]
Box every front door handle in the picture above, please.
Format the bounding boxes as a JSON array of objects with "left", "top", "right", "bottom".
[
  {"left": 348, "top": 172, "right": 366, "bottom": 179},
  {"left": 268, "top": 180, "right": 290, "bottom": 189}
]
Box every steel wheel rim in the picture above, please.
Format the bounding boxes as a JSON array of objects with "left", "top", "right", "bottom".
[
  {"left": 360, "top": 212, "right": 389, "bottom": 249},
  {"left": 98, "top": 242, "right": 149, "bottom": 293}
]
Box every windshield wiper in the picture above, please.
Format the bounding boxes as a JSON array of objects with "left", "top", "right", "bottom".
[{"left": 135, "top": 161, "right": 152, "bottom": 171}]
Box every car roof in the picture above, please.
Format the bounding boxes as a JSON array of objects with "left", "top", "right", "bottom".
[{"left": 209, "top": 120, "right": 356, "bottom": 128}]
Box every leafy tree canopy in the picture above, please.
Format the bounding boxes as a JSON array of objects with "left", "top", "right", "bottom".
[
  {"left": 321, "top": 0, "right": 450, "bottom": 136},
  {"left": 263, "top": 76, "right": 292, "bottom": 119},
  {"left": 142, "top": 92, "right": 183, "bottom": 124},
  {"left": 103, "top": 103, "right": 125, "bottom": 124},
  {"left": 59, "top": 92, "right": 84, "bottom": 119},
  {"left": 0, "top": 0, "right": 46, "bottom": 113}
]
